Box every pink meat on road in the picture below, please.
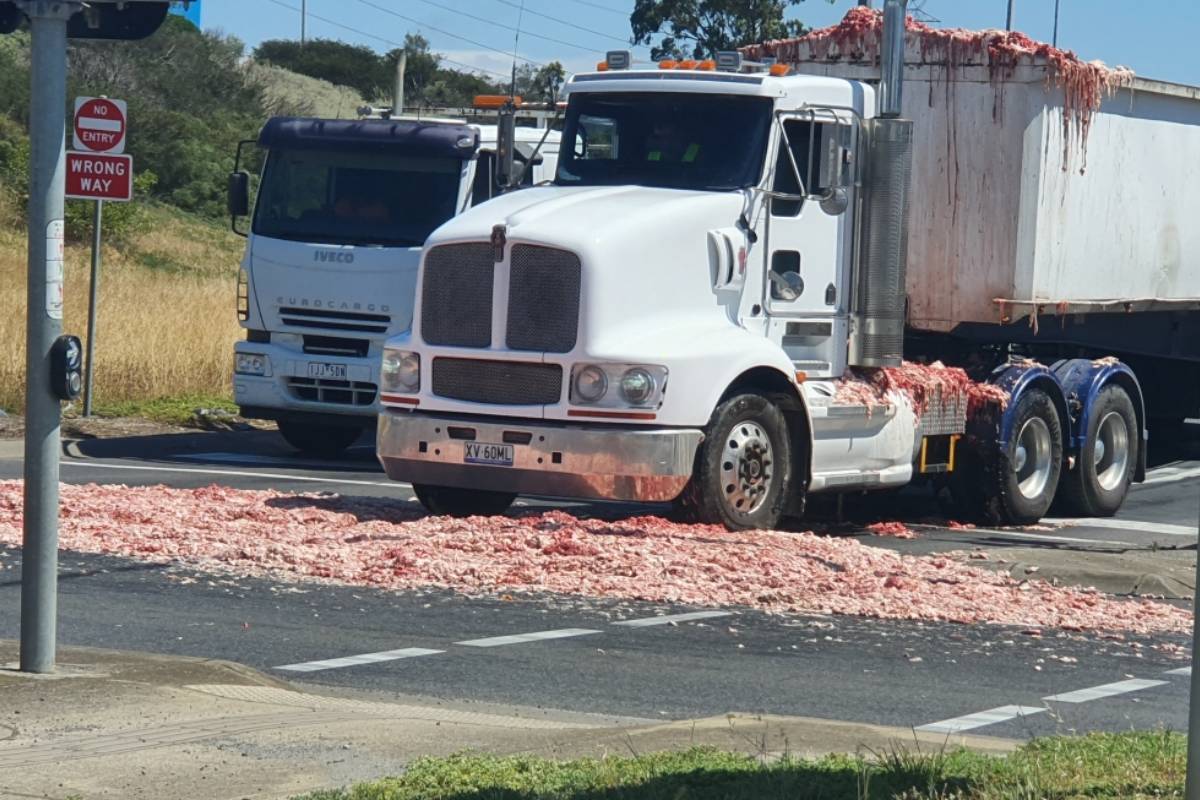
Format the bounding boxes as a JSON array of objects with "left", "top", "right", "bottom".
[{"left": 0, "top": 481, "right": 1188, "bottom": 635}]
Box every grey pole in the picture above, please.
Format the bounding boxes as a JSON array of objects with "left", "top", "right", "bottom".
[
  {"left": 1186, "top": 487, "right": 1200, "bottom": 800},
  {"left": 1005, "top": 0, "right": 1014, "bottom": 30},
  {"left": 300, "top": 0, "right": 306, "bottom": 43},
  {"left": 82, "top": 199, "right": 102, "bottom": 417},
  {"left": 1052, "top": 0, "right": 1060, "bottom": 47},
  {"left": 19, "top": 0, "right": 79, "bottom": 675}
]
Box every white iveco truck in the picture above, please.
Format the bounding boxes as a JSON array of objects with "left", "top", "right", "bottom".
[
  {"left": 227, "top": 111, "right": 559, "bottom": 456},
  {"left": 376, "top": 2, "right": 1200, "bottom": 528}
]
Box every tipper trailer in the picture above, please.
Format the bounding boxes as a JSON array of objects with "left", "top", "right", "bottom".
[
  {"left": 375, "top": 3, "right": 1199, "bottom": 530},
  {"left": 227, "top": 108, "right": 560, "bottom": 456}
]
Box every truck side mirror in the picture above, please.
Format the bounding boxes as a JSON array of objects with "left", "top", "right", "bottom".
[
  {"left": 228, "top": 170, "right": 250, "bottom": 235},
  {"left": 50, "top": 335, "right": 83, "bottom": 401}
]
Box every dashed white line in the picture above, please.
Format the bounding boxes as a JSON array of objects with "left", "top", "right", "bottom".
[
  {"left": 175, "top": 451, "right": 376, "bottom": 470},
  {"left": 1043, "top": 678, "right": 1168, "bottom": 704},
  {"left": 613, "top": 611, "right": 733, "bottom": 627},
  {"left": 1143, "top": 465, "right": 1200, "bottom": 486},
  {"left": 276, "top": 647, "right": 443, "bottom": 673},
  {"left": 1052, "top": 517, "right": 1198, "bottom": 537},
  {"left": 456, "top": 628, "right": 601, "bottom": 648},
  {"left": 61, "top": 459, "right": 406, "bottom": 489},
  {"left": 915, "top": 705, "right": 1046, "bottom": 734},
  {"left": 1165, "top": 666, "right": 1192, "bottom": 676}
]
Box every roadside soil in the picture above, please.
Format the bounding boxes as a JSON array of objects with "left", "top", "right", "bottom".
[{"left": 0, "top": 412, "right": 272, "bottom": 440}]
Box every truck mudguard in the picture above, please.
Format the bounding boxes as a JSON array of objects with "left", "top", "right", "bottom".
[
  {"left": 1052, "top": 358, "right": 1148, "bottom": 481},
  {"left": 989, "top": 361, "right": 1071, "bottom": 453}
]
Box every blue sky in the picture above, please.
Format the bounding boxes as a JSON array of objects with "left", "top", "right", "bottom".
[{"left": 198, "top": 0, "right": 1199, "bottom": 86}]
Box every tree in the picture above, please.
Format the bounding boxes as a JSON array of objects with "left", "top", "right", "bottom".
[
  {"left": 630, "top": 0, "right": 810, "bottom": 60},
  {"left": 254, "top": 38, "right": 390, "bottom": 99},
  {"left": 514, "top": 61, "right": 566, "bottom": 102}
]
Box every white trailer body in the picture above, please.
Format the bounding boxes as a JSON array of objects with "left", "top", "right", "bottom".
[
  {"left": 231, "top": 117, "right": 559, "bottom": 455},
  {"left": 786, "top": 56, "right": 1200, "bottom": 332}
]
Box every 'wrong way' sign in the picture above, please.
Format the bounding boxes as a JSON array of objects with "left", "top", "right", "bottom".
[{"left": 66, "top": 152, "right": 133, "bottom": 201}]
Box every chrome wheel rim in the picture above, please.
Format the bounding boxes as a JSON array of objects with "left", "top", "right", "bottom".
[
  {"left": 1013, "top": 416, "right": 1053, "bottom": 500},
  {"left": 1094, "top": 411, "right": 1130, "bottom": 492},
  {"left": 720, "top": 421, "right": 774, "bottom": 515}
]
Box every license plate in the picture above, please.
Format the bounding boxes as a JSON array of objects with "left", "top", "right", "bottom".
[
  {"left": 307, "top": 362, "right": 347, "bottom": 380},
  {"left": 464, "top": 442, "right": 514, "bottom": 466}
]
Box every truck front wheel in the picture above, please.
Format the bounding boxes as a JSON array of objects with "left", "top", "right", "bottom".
[
  {"left": 277, "top": 420, "right": 363, "bottom": 458},
  {"left": 983, "top": 389, "right": 1064, "bottom": 525},
  {"left": 677, "top": 394, "right": 793, "bottom": 531},
  {"left": 412, "top": 484, "right": 516, "bottom": 517},
  {"left": 1058, "top": 385, "right": 1137, "bottom": 517}
]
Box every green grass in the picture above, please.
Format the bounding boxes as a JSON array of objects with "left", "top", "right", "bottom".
[
  {"left": 295, "top": 732, "right": 1186, "bottom": 800},
  {"left": 74, "top": 394, "right": 238, "bottom": 427}
]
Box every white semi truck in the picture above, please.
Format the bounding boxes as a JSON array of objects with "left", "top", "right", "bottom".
[
  {"left": 375, "top": 3, "right": 1200, "bottom": 529},
  {"left": 227, "top": 110, "right": 560, "bottom": 456}
]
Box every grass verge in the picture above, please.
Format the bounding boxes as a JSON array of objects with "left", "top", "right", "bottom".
[
  {"left": 296, "top": 731, "right": 1185, "bottom": 800},
  {"left": 75, "top": 394, "right": 239, "bottom": 427}
]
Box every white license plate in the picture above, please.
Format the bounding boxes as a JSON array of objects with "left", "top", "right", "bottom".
[
  {"left": 307, "top": 362, "right": 347, "bottom": 380},
  {"left": 464, "top": 442, "right": 514, "bottom": 466}
]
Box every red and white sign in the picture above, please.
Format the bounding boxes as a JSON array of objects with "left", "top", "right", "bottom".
[
  {"left": 66, "top": 152, "right": 133, "bottom": 201},
  {"left": 73, "top": 96, "right": 127, "bottom": 154}
]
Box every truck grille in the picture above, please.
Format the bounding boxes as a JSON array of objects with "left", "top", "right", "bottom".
[
  {"left": 431, "top": 358, "right": 562, "bottom": 405},
  {"left": 422, "top": 243, "right": 494, "bottom": 347},
  {"left": 506, "top": 245, "right": 581, "bottom": 353},
  {"left": 286, "top": 377, "right": 377, "bottom": 406},
  {"left": 302, "top": 335, "right": 369, "bottom": 357},
  {"left": 280, "top": 307, "right": 390, "bottom": 334}
]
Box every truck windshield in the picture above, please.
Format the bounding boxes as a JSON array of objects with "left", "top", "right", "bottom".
[
  {"left": 252, "top": 149, "right": 462, "bottom": 247},
  {"left": 555, "top": 92, "right": 772, "bottom": 191}
]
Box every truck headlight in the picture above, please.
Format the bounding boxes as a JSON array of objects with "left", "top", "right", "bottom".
[
  {"left": 235, "top": 352, "right": 267, "bottom": 376},
  {"left": 619, "top": 368, "right": 656, "bottom": 406},
  {"left": 382, "top": 349, "right": 419, "bottom": 392},
  {"left": 572, "top": 365, "right": 608, "bottom": 403},
  {"left": 570, "top": 363, "right": 667, "bottom": 409}
]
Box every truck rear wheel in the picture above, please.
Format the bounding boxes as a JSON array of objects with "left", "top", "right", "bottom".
[
  {"left": 1058, "top": 385, "right": 1137, "bottom": 517},
  {"left": 983, "top": 388, "right": 1064, "bottom": 525},
  {"left": 277, "top": 420, "right": 363, "bottom": 458},
  {"left": 412, "top": 484, "right": 516, "bottom": 517},
  {"left": 677, "top": 393, "right": 792, "bottom": 531}
]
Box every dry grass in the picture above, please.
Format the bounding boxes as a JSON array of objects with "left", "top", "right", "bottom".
[{"left": 0, "top": 197, "right": 244, "bottom": 413}]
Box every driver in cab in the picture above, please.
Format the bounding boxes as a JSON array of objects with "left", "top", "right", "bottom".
[{"left": 644, "top": 118, "right": 701, "bottom": 164}]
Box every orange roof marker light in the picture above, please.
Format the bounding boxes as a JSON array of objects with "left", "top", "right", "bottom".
[
  {"left": 658, "top": 59, "right": 678, "bottom": 70},
  {"left": 677, "top": 59, "right": 699, "bottom": 70},
  {"left": 596, "top": 61, "right": 609, "bottom": 71},
  {"left": 605, "top": 50, "right": 632, "bottom": 70},
  {"left": 769, "top": 63, "right": 791, "bottom": 77},
  {"left": 697, "top": 59, "right": 717, "bottom": 71},
  {"left": 474, "top": 94, "right": 521, "bottom": 109}
]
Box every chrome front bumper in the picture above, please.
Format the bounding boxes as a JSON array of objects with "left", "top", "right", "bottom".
[{"left": 376, "top": 411, "right": 703, "bottom": 502}]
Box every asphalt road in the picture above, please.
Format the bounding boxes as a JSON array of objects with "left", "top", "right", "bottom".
[{"left": 1, "top": 424, "right": 1198, "bottom": 741}]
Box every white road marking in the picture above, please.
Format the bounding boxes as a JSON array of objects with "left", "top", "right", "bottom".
[
  {"left": 276, "top": 647, "right": 443, "bottom": 672},
  {"left": 456, "top": 628, "right": 601, "bottom": 648},
  {"left": 1043, "top": 678, "right": 1168, "bottom": 704},
  {"left": 1051, "top": 517, "right": 1197, "bottom": 537},
  {"left": 175, "top": 450, "right": 376, "bottom": 470},
  {"left": 922, "top": 526, "right": 1131, "bottom": 547},
  {"left": 915, "top": 705, "right": 1046, "bottom": 734},
  {"left": 613, "top": 611, "right": 733, "bottom": 627},
  {"left": 1165, "top": 667, "right": 1191, "bottom": 676},
  {"left": 61, "top": 459, "right": 407, "bottom": 490},
  {"left": 1142, "top": 465, "right": 1200, "bottom": 486}
]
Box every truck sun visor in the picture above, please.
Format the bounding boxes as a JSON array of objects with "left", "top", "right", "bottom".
[{"left": 257, "top": 117, "right": 480, "bottom": 159}]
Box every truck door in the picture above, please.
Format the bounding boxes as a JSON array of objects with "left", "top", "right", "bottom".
[{"left": 761, "top": 112, "right": 856, "bottom": 378}]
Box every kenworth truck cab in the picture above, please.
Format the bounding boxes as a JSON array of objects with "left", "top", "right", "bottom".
[
  {"left": 376, "top": 2, "right": 1149, "bottom": 528},
  {"left": 228, "top": 113, "right": 560, "bottom": 456}
]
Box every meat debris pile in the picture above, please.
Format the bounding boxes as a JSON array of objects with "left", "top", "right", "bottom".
[
  {"left": 0, "top": 481, "right": 1187, "bottom": 635},
  {"left": 743, "top": 7, "right": 1133, "bottom": 169},
  {"left": 833, "top": 361, "right": 1008, "bottom": 419}
]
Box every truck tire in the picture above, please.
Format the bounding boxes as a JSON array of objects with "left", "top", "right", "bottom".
[
  {"left": 982, "top": 388, "right": 1064, "bottom": 525},
  {"left": 277, "top": 420, "right": 363, "bottom": 458},
  {"left": 676, "top": 393, "right": 792, "bottom": 531},
  {"left": 412, "top": 484, "right": 516, "bottom": 517},
  {"left": 1058, "top": 384, "right": 1137, "bottom": 517}
]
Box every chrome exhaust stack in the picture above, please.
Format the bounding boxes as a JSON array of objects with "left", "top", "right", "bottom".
[{"left": 850, "top": 0, "right": 913, "bottom": 368}]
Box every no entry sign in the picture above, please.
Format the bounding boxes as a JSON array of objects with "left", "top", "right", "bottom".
[
  {"left": 73, "top": 96, "right": 127, "bottom": 154},
  {"left": 66, "top": 152, "right": 133, "bottom": 201}
]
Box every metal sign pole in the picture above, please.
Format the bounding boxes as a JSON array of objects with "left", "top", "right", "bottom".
[
  {"left": 1187, "top": 484, "right": 1200, "bottom": 800},
  {"left": 82, "top": 198, "right": 103, "bottom": 416},
  {"left": 19, "top": 0, "right": 78, "bottom": 674}
]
